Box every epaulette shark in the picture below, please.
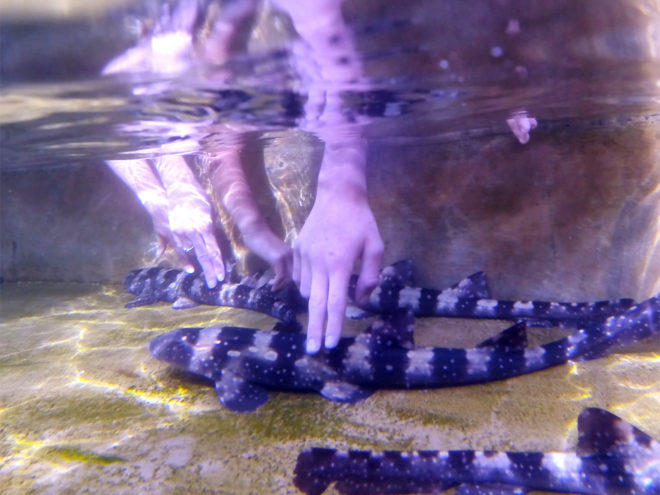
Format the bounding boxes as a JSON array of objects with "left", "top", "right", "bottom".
[
  {"left": 294, "top": 407, "right": 660, "bottom": 495},
  {"left": 148, "top": 288, "right": 660, "bottom": 413}
]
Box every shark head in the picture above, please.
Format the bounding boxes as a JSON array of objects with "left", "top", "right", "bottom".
[
  {"left": 149, "top": 326, "right": 257, "bottom": 381},
  {"left": 124, "top": 269, "right": 147, "bottom": 294}
]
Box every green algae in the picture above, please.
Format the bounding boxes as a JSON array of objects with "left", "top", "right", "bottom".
[{"left": 1, "top": 393, "right": 150, "bottom": 434}]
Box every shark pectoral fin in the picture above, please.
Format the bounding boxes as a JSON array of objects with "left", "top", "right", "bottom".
[
  {"left": 452, "top": 271, "right": 491, "bottom": 299},
  {"left": 214, "top": 372, "right": 269, "bottom": 413},
  {"left": 320, "top": 381, "right": 374, "bottom": 404},
  {"left": 366, "top": 310, "right": 416, "bottom": 349},
  {"left": 576, "top": 407, "right": 654, "bottom": 457},
  {"left": 125, "top": 294, "right": 157, "bottom": 308},
  {"left": 476, "top": 322, "right": 528, "bottom": 351},
  {"left": 171, "top": 296, "right": 199, "bottom": 310},
  {"left": 457, "top": 484, "right": 529, "bottom": 495}
]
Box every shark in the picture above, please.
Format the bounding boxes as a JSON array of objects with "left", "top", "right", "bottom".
[
  {"left": 148, "top": 288, "right": 660, "bottom": 413},
  {"left": 128, "top": 261, "right": 634, "bottom": 329},
  {"left": 293, "top": 407, "right": 660, "bottom": 495},
  {"left": 124, "top": 266, "right": 302, "bottom": 327},
  {"left": 349, "top": 260, "right": 635, "bottom": 329}
]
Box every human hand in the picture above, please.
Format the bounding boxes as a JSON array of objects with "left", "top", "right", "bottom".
[
  {"left": 155, "top": 156, "right": 225, "bottom": 288},
  {"left": 210, "top": 147, "right": 293, "bottom": 290},
  {"left": 293, "top": 142, "right": 383, "bottom": 353}
]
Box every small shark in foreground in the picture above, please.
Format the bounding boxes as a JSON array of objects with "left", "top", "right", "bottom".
[
  {"left": 128, "top": 261, "right": 634, "bottom": 329},
  {"left": 294, "top": 408, "right": 660, "bottom": 495},
  {"left": 148, "top": 289, "right": 660, "bottom": 413}
]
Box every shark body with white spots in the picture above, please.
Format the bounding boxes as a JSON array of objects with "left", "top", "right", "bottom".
[
  {"left": 148, "top": 289, "right": 660, "bottom": 413},
  {"left": 127, "top": 261, "right": 633, "bottom": 331},
  {"left": 352, "top": 260, "right": 635, "bottom": 329},
  {"left": 294, "top": 408, "right": 660, "bottom": 495},
  {"left": 124, "top": 267, "right": 302, "bottom": 328}
]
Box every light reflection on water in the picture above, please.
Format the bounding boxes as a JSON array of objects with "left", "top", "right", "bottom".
[{"left": 0, "top": 0, "right": 659, "bottom": 169}]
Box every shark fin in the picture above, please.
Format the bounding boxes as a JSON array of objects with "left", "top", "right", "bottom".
[
  {"left": 214, "top": 371, "right": 270, "bottom": 413},
  {"left": 451, "top": 271, "right": 491, "bottom": 299},
  {"left": 171, "top": 296, "right": 199, "bottom": 309},
  {"left": 576, "top": 407, "right": 654, "bottom": 457},
  {"left": 320, "top": 380, "right": 374, "bottom": 404},
  {"left": 125, "top": 294, "right": 158, "bottom": 308},
  {"left": 458, "top": 484, "right": 528, "bottom": 495},
  {"left": 365, "top": 310, "right": 416, "bottom": 349},
  {"left": 476, "top": 322, "right": 528, "bottom": 351}
]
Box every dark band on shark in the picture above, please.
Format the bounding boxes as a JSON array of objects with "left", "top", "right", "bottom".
[
  {"left": 124, "top": 267, "right": 301, "bottom": 328},
  {"left": 148, "top": 290, "right": 660, "bottom": 413},
  {"left": 294, "top": 408, "right": 660, "bottom": 495}
]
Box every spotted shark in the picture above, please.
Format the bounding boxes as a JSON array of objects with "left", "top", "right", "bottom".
[
  {"left": 349, "top": 260, "right": 635, "bottom": 329},
  {"left": 128, "top": 261, "right": 633, "bottom": 330},
  {"left": 294, "top": 408, "right": 660, "bottom": 495},
  {"left": 124, "top": 267, "right": 302, "bottom": 327},
  {"left": 148, "top": 288, "right": 660, "bottom": 413}
]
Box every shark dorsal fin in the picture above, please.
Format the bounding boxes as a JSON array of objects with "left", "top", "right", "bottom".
[
  {"left": 365, "top": 310, "right": 416, "bottom": 349},
  {"left": 476, "top": 322, "right": 528, "bottom": 351},
  {"left": 576, "top": 407, "right": 654, "bottom": 457},
  {"left": 450, "top": 271, "right": 491, "bottom": 299}
]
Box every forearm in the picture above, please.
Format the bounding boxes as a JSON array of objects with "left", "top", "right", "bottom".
[
  {"left": 106, "top": 159, "right": 168, "bottom": 211},
  {"left": 209, "top": 147, "right": 265, "bottom": 234},
  {"left": 153, "top": 155, "right": 208, "bottom": 202}
]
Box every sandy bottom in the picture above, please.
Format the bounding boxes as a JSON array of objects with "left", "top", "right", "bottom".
[{"left": 0, "top": 282, "right": 658, "bottom": 494}]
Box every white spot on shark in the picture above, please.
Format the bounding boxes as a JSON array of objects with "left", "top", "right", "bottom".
[
  {"left": 398, "top": 287, "right": 422, "bottom": 310},
  {"left": 513, "top": 300, "right": 535, "bottom": 314},
  {"left": 343, "top": 336, "right": 373, "bottom": 379},
  {"left": 475, "top": 299, "right": 499, "bottom": 315},
  {"left": 436, "top": 293, "right": 459, "bottom": 312},
  {"left": 474, "top": 451, "right": 513, "bottom": 472},
  {"left": 247, "top": 331, "right": 274, "bottom": 359},
  {"left": 188, "top": 328, "right": 220, "bottom": 374},
  {"left": 406, "top": 348, "right": 434, "bottom": 376},
  {"left": 541, "top": 453, "right": 583, "bottom": 480},
  {"left": 524, "top": 347, "right": 546, "bottom": 368},
  {"left": 466, "top": 347, "right": 491, "bottom": 375}
]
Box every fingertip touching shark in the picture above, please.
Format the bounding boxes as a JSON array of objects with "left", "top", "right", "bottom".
[{"left": 294, "top": 407, "right": 660, "bottom": 495}]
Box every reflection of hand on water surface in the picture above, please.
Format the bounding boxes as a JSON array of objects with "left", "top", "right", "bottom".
[
  {"left": 210, "top": 146, "right": 293, "bottom": 290},
  {"left": 153, "top": 155, "right": 226, "bottom": 287}
]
